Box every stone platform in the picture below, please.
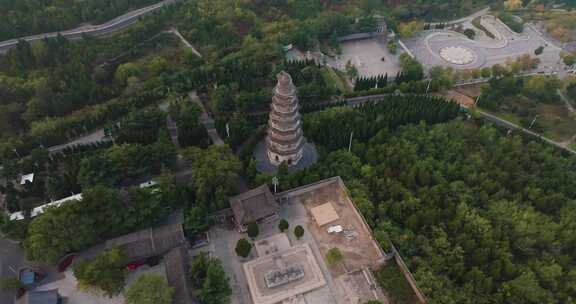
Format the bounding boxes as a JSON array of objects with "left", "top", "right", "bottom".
[{"left": 254, "top": 140, "right": 318, "bottom": 174}]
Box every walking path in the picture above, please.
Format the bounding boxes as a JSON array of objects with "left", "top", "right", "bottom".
[
  {"left": 188, "top": 92, "right": 224, "bottom": 145},
  {"left": 168, "top": 28, "right": 202, "bottom": 57},
  {"left": 557, "top": 89, "right": 575, "bottom": 114}
]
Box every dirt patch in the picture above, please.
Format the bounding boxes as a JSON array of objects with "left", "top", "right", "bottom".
[
  {"left": 535, "top": 103, "right": 576, "bottom": 141},
  {"left": 297, "top": 183, "right": 384, "bottom": 277},
  {"left": 438, "top": 90, "right": 475, "bottom": 107}
]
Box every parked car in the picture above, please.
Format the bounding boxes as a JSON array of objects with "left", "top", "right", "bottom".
[{"left": 58, "top": 254, "right": 77, "bottom": 272}]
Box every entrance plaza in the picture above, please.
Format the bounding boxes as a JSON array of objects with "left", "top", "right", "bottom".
[
  {"left": 198, "top": 177, "right": 389, "bottom": 304},
  {"left": 404, "top": 15, "right": 562, "bottom": 71},
  {"left": 336, "top": 37, "right": 402, "bottom": 77}
]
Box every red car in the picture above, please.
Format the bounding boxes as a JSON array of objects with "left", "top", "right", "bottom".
[
  {"left": 58, "top": 254, "right": 76, "bottom": 272},
  {"left": 126, "top": 260, "right": 146, "bottom": 270}
]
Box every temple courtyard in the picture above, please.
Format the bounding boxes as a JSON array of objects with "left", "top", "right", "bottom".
[{"left": 193, "top": 177, "right": 391, "bottom": 304}]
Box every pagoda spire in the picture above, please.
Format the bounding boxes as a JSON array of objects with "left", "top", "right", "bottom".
[{"left": 266, "top": 71, "right": 305, "bottom": 166}]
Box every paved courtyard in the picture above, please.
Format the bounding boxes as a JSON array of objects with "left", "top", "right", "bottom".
[
  {"left": 335, "top": 37, "right": 402, "bottom": 77},
  {"left": 404, "top": 15, "right": 562, "bottom": 71}
]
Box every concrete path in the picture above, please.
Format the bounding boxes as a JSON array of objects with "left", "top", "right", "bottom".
[
  {"left": 168, "top": 28, "right": 202, "bottom": 57},
  {"left": 188, "top": 92, "right": 224, "bottom": 145},
  {"left": 557, "top": 89, "right": 575, "bottom": 114},
  {"left": 47, "top": 129, "right": 111, "bottom": 154}
]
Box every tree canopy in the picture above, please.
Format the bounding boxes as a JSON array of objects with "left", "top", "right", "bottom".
[
  {"left": 74, "top": 247, "right": 127, "bottom": 297},
  {"left": 124, "top": 274, "right": 174, "bottom": 304}
]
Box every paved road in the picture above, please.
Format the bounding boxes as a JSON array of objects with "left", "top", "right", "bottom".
[
  {"left": 427, "top": 7, "right": 490, "bottom": 26},
  {"left": 0, "top": 239, "right": 25, "bottom": 304},
  {"left": 0, "top": 0, "right": 177, "bottom": 54}
]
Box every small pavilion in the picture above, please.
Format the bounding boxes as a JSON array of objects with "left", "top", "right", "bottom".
[{"left": 230, "top": 185, "right": 280, "bottom": 231}]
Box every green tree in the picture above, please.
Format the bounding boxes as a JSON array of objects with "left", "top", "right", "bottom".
[
  {"left": 279, "top": 219, "right": 289, "bottom": 232},
  {"left": 294, "top": 225, "right": 305, "bottom": 239},
  {"left": 183, "top": 145, "right": 242, "bottom": 210},
  {"left": 325, "top": 247, "right": 344, "bottom": 266},
  {"left": 564, "top": 54, "right": 576, "bottom": 66},
  {"left": 566, "top": 82, "right": 576, "bottom": 101},
  {"left": 534, "top": 46, "right": 544, "bottom": 55},
  {"left": 235, "top": 238, "right": 252, "bottom": 258},
  {"left": 185, "top": 206, "right": 210, "bottom": 236},
  {"left": 463, "top": 28, "right": 476, "bottom": 39},
  {"left": 200, "top": 261, "right": 232, "bottom": 304},
  {"left": 247, "top": 221, "right": 259, "bottom": 239},
  {"left": 399, "top": 54, "right": 423, "bottom": 81},
  {"left": 74, "top": 248, "right": 127, "bottom": 297},
  {"left": 124, "top": 274, "right": 174, "bottom": 304},
  {"left": 398, "top": 21, "right": 424, "bottom": 38},
  {"left": 115, "top": 63, "right": 141, "bottom": 86}
]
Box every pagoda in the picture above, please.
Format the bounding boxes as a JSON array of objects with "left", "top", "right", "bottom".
[{"left": 266, "top": 71, "right": 305, "bottom": 166}]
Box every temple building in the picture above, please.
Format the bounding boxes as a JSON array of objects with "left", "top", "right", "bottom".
[{"left": 266, "top": 71, "right": 306, "bottom": 166}]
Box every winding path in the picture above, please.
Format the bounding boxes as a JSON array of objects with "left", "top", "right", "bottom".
[{"left": 0, "top": 0, "right": 177, "bottom": 54}]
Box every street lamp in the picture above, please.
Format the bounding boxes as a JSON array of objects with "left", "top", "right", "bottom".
[
  {"left": 474, "top": 94, "right": 481, "bottom": 106},
  {"left": 272, "top": 176, "right": 279, "bottom": 194},
  {"left": 348, "top": 131, "right": 354, "bottom": 153},
  {"left": 529, "top": 115, "right": 539, "bottom": 129}
]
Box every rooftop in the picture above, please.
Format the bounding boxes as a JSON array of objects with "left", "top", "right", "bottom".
[
  {"left": 105, "top": 223, "right": 186, "bottom": 261},
  {"left": 21, "top": 289, "right": 59, "bottom": 304},
  {"left": 243, "top": 241, "right": 326, "bottom": 304},
  {"left": 230, "top": 185, "right": 279, "bottom": 226},
  {"left": 165, "top": 246, "right": 197, "bottom": 304}
]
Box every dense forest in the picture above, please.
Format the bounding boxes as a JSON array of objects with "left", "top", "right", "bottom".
[
  {"left": 0, "top": 0, "right": 160, "bottom": 41},
  {"left": 274, "top": 103, "right": 576, "bottom": 303}
]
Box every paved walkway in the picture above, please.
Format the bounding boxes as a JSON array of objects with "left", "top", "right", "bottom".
[
  {"left": 557, "top": 89, "right": 575, "bottom": 114},
  {"left": 188, "top": 91, "right": 224, "bottom": 145},
  {"left": 168, "top": 28, "right": 202, "bottom": 57}
]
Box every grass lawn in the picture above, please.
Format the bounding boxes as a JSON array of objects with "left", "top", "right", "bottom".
[{"left": 376, "top": 261, "right": 419, "bottom": 304}]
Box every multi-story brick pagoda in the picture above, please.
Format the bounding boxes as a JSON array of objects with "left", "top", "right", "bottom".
[{"left": 266, "top": 71, "right": 305, "bottom": 166}]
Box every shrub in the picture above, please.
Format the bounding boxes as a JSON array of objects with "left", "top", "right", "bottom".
[
  {"left": 235, "top": 238, "right": 252, "bottom": 258},
  {"left": 535, "top": 46, "right": 544, "bottom": 55},
  {"left": 247, "top": 221, "right": 259, "bottom": 239},
  {"left": 325, "top": 247, "right": 344, "bottom": 266},
  {"left": 294, "top": 225, "right": 305, "bottom": 239},
  {"left": 463, "top": 29, "right": 476, "bottom": 39},
  {"left": 279, "top": 219, "right": 289, "bottom": 232}
]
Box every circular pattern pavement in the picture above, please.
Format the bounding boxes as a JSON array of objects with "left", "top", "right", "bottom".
[{"left": 439, "top": 46, "right": 477, "bottom": 65}]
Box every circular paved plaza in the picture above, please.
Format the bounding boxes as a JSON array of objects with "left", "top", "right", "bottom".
[{"left": 439, "top": 46, "right": 477, "bottom": 65}]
